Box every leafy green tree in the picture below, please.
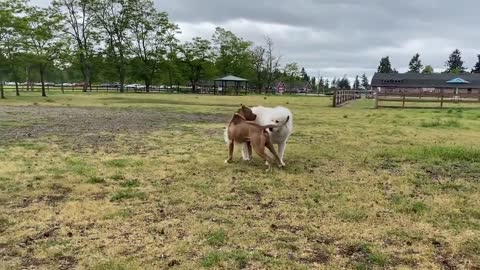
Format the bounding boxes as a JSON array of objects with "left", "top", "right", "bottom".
[
  {"left": 212, "top": 27, "right": 253, "bottom": 79},
  {"left": 52, "top": 0, "right": 98, "bottom": 92},
  {"left": 377, "top": 56, "right": 393, "bottom": 73},
  {"left": 284, "top": 62, "right": 300, "bottom": 82},
  {"left": 23, "top": 6, "right": 65, "bottom": 97},
  {"left": 128, "top": 0, "right": 178, "bottom": 92},
  {"left": 421, "top": 65, "right": 434, "bottom": 74},
  {"left": 179, "top": 37, "right": 215, "bottom": 93},
  {"left": 408, "top": 53, "right": 423, "bottom": 73},
  {"left": 445, "top": 49, "right": 466, "bottom": 73},
  {"left": 91, "top": 0, "right": 133, "bottom": 92},
  {"left": 0, "top": 0, "right": 28, "bottom": 96}
]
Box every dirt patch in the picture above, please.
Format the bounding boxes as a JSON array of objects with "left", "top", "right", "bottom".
[
  {"left": 0, "top": 105, "right": 227, "bottom": 149},
  {"left": 57, "top": 255, "right": 78, "bottom": 270}
]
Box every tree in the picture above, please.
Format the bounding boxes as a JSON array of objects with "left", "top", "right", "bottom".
[
  {"left": 353, "top": 75, "right": 360, "bottom": 90},
  {"left": 445, "top": 49, "right": 466, "bottom": 73},
  {"left": 212, "top": 27, "right": 253, "bottom": 79},
  {"left": 408, "top": 53, "right": 423, "bottom": 73},
  {"left": 361, "top": 74, "right": 369, "bottom": 90},
  {"left": 300, "top": 67, "right": 309, "bottom": 81},
  {"left": 23, "top": 6, "right": 65, "bottom": 97},
  {"left": 422, "top": 65, "right": 434, "bottom": 74},
  {"left": 324, "top": 79, "right": 330, "bottom": 90},
  {"left": 471, "top": 55, "right": 480, "bottom": 73},
  {"left": 52, "top": 0, "right": 98, "bottom": 92},
  {"left": 284, "top": 62, "right": 300, "bottom": 80},
  {"left": 377, "top": 56, "right": 393, "bottom": 73},
  {"left": 337, "top": 76, "right": 351, "bottom": 90},
  {"left": 310, "top": 76, "right": 316, "bottom": 91},
  {"left": 331, "top": 77, "right": 337, "bottom": 89},
  {"left": 264, "top": 36, "right": 280, "bottom": 90},
  {"left": 0, "top": 0, "right": 28, "bottom": 96},
  {"left": 179, "top": 37, "right": 215, "bottom": 93},
  {"left": 91, "top": 0, "right": 133, "bottom": 92},
  {"left": 129, "top": 0, "right": 178, "bottom": 92},
  {"left": 251, "top": 45, "right": 265, "bottom": 90},
  {"left": 318, "top": 76, "right": 324, "bottom": 92}
]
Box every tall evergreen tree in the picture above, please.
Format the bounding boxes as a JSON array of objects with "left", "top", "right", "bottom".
[
  {"left": 325, "top": 79, "right": 330, "bottom": 89},
  {"left": 318, "top": 76, "right": 324, "bottom": 91},
  {"left": 310, "top": 76, "right": 316, "bottom": 91},
  {"left": 300, "top": 67, "right": 309, "bottom": 81},
  {"left": 471, "top": 55, "right": 480, "bottom": 73},
  {"left": 445, "top": 49, "right": 466, "bottom": 73},
  {"left": 353, "top": 75, "right": 360, "bottom": 89},
  {"left": 377, "top": 56, "right": 393, "bottom": 73},
  {"left": 337, "top": 77, "right": 351, "bottom": 90},
  {"left": 408, "top": 53, "right": 423, "bottom": 73},
  {"left": 361, "top": 74, "right": 369, "bottom": 90},
  {"left": 332, "top": 77, "right": 337, "bottom": 89}
]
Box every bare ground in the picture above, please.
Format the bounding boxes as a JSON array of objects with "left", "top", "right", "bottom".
[{"left": 0, "top": 105, "right": 227, "bottom": 150}]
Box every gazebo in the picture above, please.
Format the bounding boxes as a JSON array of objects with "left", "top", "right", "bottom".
[
  {"left": 446, "top": 77, "right": 470, "bottom": 96},
  {"left": 214, "top": 75, "right": 249, "bottom": 95}
]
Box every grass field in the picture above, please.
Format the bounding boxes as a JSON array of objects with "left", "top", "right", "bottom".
[{"left": 1, "top": 92, "right": 480, "bottom": 269}]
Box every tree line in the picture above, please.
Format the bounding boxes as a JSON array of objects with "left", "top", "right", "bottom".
[
  {"left": 377, "top": 49, "right": 480, "bottom": 74},
  {"left": 0, "top": 0, "right": 332, "bottom": 97}
]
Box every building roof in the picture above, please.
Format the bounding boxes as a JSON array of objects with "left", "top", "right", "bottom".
[
  {"left": 214, "top": 75, "right": 248, "bottom": 82},
  {"left": 371, "top": 73, "right": 480, "bottom": 88}
]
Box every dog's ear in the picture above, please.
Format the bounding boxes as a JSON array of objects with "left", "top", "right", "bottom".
[{"left": 285, "top": 115, "right": 290, "bottom": 123}]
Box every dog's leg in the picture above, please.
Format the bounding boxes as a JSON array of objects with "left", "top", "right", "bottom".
[
  {"left": 241, "top": 143, "right": 252, "bottom": 161},
  {"left": 252, "top": 141, "right": 274, "bottom": 171},
  {"left": 278, "top": 142, "right": 287, "bottom": 166},
  {"left": 225, "top": 141, "right": 234, "bottom": 163},
  {"left": 266, "top": 141, "right": 284, "bottom": 167}
]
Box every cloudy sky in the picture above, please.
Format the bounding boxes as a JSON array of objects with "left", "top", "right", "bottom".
[{"left": 32, "top": 0, "right": 480, "bottom": 80}]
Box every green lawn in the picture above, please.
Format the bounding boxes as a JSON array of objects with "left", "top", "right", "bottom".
[{"left": 1, "top": 92, "right": 479, "bottom": 269}]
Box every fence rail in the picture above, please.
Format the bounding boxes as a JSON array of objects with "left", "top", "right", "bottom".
[
  {"left": 375, "top": 89, "right": 480, "bottom": 108},
  {"left": 332, "top": 90, "right": 361, "bottom": 107}
]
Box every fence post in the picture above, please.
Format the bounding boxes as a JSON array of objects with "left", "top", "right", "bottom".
[
  {"left": 440, "top": 89, "right": 444, "bottom": 108},
  {"left": 374, "top": 88, "right": 379, "bottom": 108},
  {"left": 402, "top": 91, "right": 406, "bottom": 108},
  {"left": 332, "top": 89, "right": 337, "bottom": 107}
]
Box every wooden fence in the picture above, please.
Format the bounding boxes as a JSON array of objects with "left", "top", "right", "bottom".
[
  {"left": 375, "top": 88, "right": 480, "bottom": 108},
  {"left": 332, "top": 90, "right": 361, "bottom": 107}
]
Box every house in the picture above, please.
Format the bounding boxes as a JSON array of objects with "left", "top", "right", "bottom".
[
  {"left": 371, "top": 73, "right": 480, "bottom": 94},
  {"left": 275, "top": 81, "right": 312, "bottom": 94}
]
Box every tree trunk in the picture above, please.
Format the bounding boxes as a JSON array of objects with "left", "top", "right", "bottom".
[
  {"left": 15, "top": 82, "right": 19, "bottom": 96},
  {"left": 40, "top": 67, "right": 47, "bottom": 97},
  {"left": 0, "top": 83, "right": 5, "bottom": 99},
  {"left": 145, "top": 79, "right": 150, "bottom": 93}
]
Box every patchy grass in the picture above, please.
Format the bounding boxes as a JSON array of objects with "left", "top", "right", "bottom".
[{"left": 1, "top": 92, "right": 479, "bottom": 269}]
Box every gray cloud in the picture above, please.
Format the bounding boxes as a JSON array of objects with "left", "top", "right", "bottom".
[{"left": 32, "top": 0, "right": 480, "bottom": 79}]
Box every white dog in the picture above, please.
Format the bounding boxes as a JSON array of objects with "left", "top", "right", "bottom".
[{"left": 241, "top": 106, "right": 293, "bottom": 165}]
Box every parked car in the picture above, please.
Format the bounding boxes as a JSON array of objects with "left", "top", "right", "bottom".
[
  {"left": 62, "top": 83, "right": 74, "bottom": 87},
  {"left": 5, "top": 82, "right": 16, "bottom": 86},
  {"left": 125, "top": 84, "right": 145, "bottom": 89},
  {"left": 101, "top": 82, "right": 120, "bottom": 88}
]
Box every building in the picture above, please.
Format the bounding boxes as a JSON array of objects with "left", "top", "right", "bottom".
[{"left": 371, "top": 73, "right": 480, "bottom": 94}]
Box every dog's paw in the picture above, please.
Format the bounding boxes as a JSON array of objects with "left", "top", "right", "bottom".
[{"left": 224, "top": 159, "right": 232, "bottom": 164}]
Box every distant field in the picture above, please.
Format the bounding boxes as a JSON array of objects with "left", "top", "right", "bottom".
[{"left": 1, "top": 92, "right": 479, "bottom": 269}]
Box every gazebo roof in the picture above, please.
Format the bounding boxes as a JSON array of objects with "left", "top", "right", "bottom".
[
  {"left": 446, "top": 77, "right": 470, "bottom": 84},
  {"left": 214, "top": 75, "right": 248, "bottom": 82}
]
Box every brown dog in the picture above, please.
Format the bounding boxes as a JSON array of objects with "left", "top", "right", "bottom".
[{"left": 225, "top": 105, "right": 284, "bottom": 171}]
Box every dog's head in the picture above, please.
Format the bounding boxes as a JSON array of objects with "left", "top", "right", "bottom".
[
  {"left": 269, "top": 115, "right": 290, "bottom": 132},
  {"left": 237, "top": 104, "right": 257, "bottom": 121}
]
